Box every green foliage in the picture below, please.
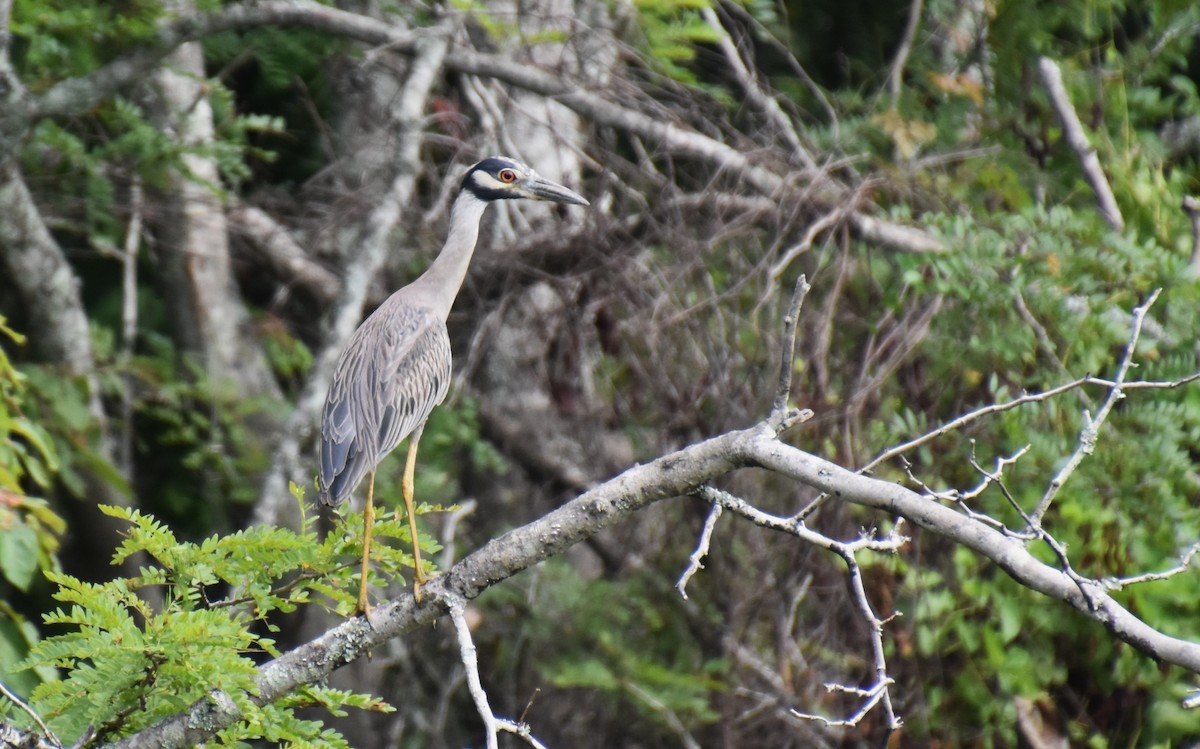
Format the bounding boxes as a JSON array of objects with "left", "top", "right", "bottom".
[
  {"left": 426, "top": 397, "right": 509, "bottom": 480},
  {"left": 1, "top": 489, "right": 433, "bottom": 745},
  {"left": 9, "top": 0, "right": 163, "bottom": 85},
  {"left": 486, "top": 561, "right": 724, "bottom": 737},
  {"left": 17, "top": 358, "right": 131, "bottom": 505},
  {"left": 259, "top": 316, "right": 315, "bottom": 399},
  {"left": 31, "top": 571, "right": 260, "bottom": 742},
  {"left": 0, "top": 601, "right": 59, "bottom": 699},
  {"left": 809, "top": 9, "right": 1200, "bottom": 732},
  {"left": 629, "top": 0, "right": 721, "bottom": 86},
  {"left": 14, "top": 0, "right": 292, "bottom": 246},
  {"left": 849, "top": 203, "right": 1200, "bottom": 743},
  {"left": 0, "top": 319, "right": 68, "bottom": 703},
  {"left": 0, "top": 319, "right": 62, "bottom": 503},
  {"left": 128, "top": 336, "right": 274, "bottom": 514},
  {"left": 202, "top": 26, "right": 345, "bottom": 184}
]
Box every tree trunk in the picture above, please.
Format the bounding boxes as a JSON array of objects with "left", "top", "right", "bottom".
[{"left": 153, "top": 36, "right": 282, "bottom": 401}]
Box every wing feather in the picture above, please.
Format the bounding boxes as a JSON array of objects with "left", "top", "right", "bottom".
[{"left": 317, "top": 298, "right": 452, "bottom": 506}]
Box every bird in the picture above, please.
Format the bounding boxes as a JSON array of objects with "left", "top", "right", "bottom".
[{"left": 318, "top": 156, "right": 589, "bottom": 614}]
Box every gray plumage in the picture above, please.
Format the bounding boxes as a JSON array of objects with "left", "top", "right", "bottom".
[
  {"left": 314, "top": 156, "right": 587, "bottom": 609},
  {"left": 319, "top": 303, "right": 450, "bottom": 506}
]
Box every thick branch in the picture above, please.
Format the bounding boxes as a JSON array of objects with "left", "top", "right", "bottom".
[
  {"left": 106, "top": 425, "right": 753, "bottom": 749},
  {"left": 228, "top": 203, "right": 341, "bottom": 303},
  {"left": 25, "top": 0, "right": 940, "bottom": 254},
  {"left": 110, "top": 397, "right": 1200, "bottom": 746},
  {"left": 700, "top": 6, "right": 814, "bottom": 167},
  {"left": 0, "top": 162, "right": 99, "bottom": 376},
  {"left": 1037, "top": 57, "right": 1124, "bottom": 232},
  {"left": 0, "top": 722, "right": 58, "bottom": 749},
  {"left": 745, "top": 433, "right": 1200, "bottom": 673},
  {"left": 30, "top": 0, "right": 420, "bottom": 121}
]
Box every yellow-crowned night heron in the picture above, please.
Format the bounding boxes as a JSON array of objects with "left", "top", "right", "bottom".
[{"left": 318, "top": 157, "right": 588, "bottom": 613}]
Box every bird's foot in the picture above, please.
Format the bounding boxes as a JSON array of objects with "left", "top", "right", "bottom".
[
  {"left": 355, "top": 598, "right": 385, "bottom": 633},
  {"left": 412, "top": 571, "right": 440, "bottom": 603}
]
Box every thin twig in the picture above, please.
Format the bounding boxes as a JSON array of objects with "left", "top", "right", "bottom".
[
  {"left": 676, "top": 502, "right": 723, "bottom": 599},
  {"left": 858, "top": 367, "right": 1200, "bottom": 479},
  {"left": 799, "top": 364, "right": 1200, "bottom": 524},
  {"left": 902, "top": 445, "right": 1037, "bottom": 539},
  {"left": 1036, "top": 526, "right": 1105, "bottom": 610},
  {"left": 291, "top": 74, "right": 336, "bottom": 163},
  {"left": 1037, "top": 57, "right": 1124, "bottom": 232},
  {"left": 1183, "top": 196, "right": 1200, "bottom": 274},
  {"left": 967, "top": 446, "right": 1041, "bottom": 533},
  {"left": 774, "top": 274, "right": 811, "bottom": 414},
  {"left": 207, "top": 562, "right": 355, "bottom": 611},
  {"left": 698, "top": 488, "right": 903, "bottom": 551},
  {"left": 495, "top": 719, "right": 550, "bottom": 749},
  {"left": 438, "top": 595, "right": 545, "bottom": 748},
  {"left": 0, "top": 679, "right": 59, "bottom": 747},
  {"left": 1028, "top": 289, "right": 1161, "bottom": 527},
  {"left": 719, "top": 1, "right": 839, "bottom": 140},
  {"left": 625, "top": 682, "right": 702, "bottom": 749},
  {"left": 1089, "top": 372, "right": 1200, "bottom": 390},
  {"left": 118, "top": 174, "right": 143, "bottom": 480},
  {"left": 845, "top": 294, "right": 944, "bottom": 415},
  {"left": 769, "top": 208, "right": 846, "bottom": 280},
  {"left": 886, "top": 0, "right": 924, "bottom": 110},
  {"left": 1103, "top": 542, "right": 1200, "bottom": 590},
  {"left": 1013, "top": 285, "right": 1087, "bottom": 402},
  {"left": 448, "top": 594, "right": 498, "bottom": 749},
  {"left": 810, "top": 537, "right": 902, "bottom": 732},
  {"left": 792, "top": 679, "right": 895, "bottom": 728},
  {"left": 962, "top": 441, "right": 1108, "bottom": 609},
  {"left": 440, "top": 499, "right": 477, "bottom": 571},
  {"left": 812, "top": 232, "right": 851, "bottom": 397},
  {"left": 695, "top": 487, "right": 905, "bottom": 730},
  {"left": 956, "top": 447, "right": 1101, "bottom": 607},
  {"left": 959, "top": 443, "right": 1032, "bottom": 502},
  {"left": 700, "top": 6, "right": 814, "bottom": 168}
]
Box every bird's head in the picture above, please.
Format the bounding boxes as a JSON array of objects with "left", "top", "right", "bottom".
[{"left": 460, "top": 156, "right": 589, "bottom": 206}]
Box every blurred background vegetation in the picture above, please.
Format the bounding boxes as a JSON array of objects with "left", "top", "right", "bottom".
[{"left": 2, "top": 0, "right": 1200, "bottom": 746}]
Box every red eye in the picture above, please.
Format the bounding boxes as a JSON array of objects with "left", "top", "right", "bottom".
[{"left": 498, "top": 169, "right": 517, "bottom": 183}]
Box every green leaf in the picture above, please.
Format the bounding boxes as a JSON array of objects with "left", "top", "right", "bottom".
[{"left": 1, "top": 523, "right": 40, "bottom": 591}]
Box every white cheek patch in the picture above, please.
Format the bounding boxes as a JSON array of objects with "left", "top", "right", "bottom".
[{"left": 472, "top": 171, "right": 511, "bottom": 191}]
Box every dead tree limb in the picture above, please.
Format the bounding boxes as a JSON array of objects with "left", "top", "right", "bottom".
[{"left": 1038, "top": 56, "right": 1125, "bottom": 232}]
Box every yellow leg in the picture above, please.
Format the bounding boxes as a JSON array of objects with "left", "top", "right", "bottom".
[
  {"left": 402, "top": 423, "right": 427, "bottom": 601},
  {"left": 356, "top": 471, "right": 376, "bottom": 616}
]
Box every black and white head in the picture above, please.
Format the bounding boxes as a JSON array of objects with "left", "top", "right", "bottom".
[{"left": 460, "top": 157, "right": 589, "bottom": 206}]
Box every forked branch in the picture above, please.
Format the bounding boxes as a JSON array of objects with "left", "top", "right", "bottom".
[{"left": 105, "top": 287, "right": 1200, "bottom": 748}]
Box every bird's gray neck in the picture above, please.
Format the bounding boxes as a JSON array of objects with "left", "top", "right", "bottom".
[{"left": 408, "top": 191, "right": 489, "bottom": 321}]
